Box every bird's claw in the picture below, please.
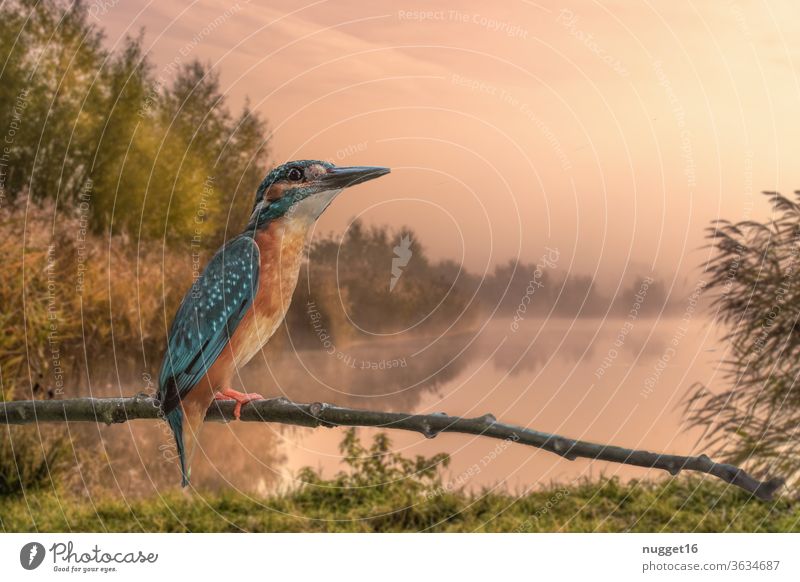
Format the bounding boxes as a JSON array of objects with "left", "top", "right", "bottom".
[{"left": 213, "top": 390, "right": 264, "bottom": 420}]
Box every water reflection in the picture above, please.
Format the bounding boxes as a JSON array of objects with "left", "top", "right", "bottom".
[
  {"left": 277, "top": 316, "right": 721, "bottom": 494},
  {"left": 58, "top": 315, "right": 721, "bottom": 497}
]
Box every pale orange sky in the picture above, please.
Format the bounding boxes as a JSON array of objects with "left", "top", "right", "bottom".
[{"left": 96, "top": 1, "right": 800, "bottom": 287}]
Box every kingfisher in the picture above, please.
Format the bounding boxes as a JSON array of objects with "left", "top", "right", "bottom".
[{"left": 157, "top": 160, "right": 390, "bottom": 486}]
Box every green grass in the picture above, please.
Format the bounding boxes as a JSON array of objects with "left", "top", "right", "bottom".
[
  {"left": 2, "top": 478, "right": 798, "bottom": 533},
  {"left": 1, "top": 430, "right": 798, "bottom": 532}
]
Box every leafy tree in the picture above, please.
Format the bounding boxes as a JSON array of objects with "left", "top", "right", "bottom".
[
  {"left": 287, "top": 220, "right": 478, "bottom": 342},
  {"left": 0, "top": 0, "right": 269, "bottom": 245}
]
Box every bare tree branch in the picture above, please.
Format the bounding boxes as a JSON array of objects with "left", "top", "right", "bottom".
[{"left": 0, "top": 395, "right": 784, "bottom": 501}]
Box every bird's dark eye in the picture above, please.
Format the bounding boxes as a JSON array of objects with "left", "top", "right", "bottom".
[{"left": 287, "top": 167, "right": 303, "bottom": 181}]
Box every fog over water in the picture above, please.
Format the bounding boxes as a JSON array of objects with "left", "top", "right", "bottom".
[
  {"left": 70, "top": 312, "right": 723, "bottom": 497},
  {"left": 48, "top": 0, "right": 797, "bottom": 497}
]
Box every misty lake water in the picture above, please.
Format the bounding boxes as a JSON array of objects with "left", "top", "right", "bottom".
[{"left": 73, "top": 314, "right": 727, "bottom": 497}]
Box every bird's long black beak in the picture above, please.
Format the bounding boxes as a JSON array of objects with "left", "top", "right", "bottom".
[{"left": 319, "top": 165, "right": 390, "bottom": 189}]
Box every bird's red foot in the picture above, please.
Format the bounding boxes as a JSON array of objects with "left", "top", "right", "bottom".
[{"left": 214, "top": 388, "right": 264, "bottom": 420}]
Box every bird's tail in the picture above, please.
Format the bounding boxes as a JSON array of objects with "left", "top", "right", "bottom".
[
  {"left": 165, "top": 403, "right": 206, "bottom": 488},
  {"left": 166, "top": 408, "right": 190, "bottom": 487}
]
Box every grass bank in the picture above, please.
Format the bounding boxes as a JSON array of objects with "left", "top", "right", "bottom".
[
  {"left": 1, "top": 430, "right": 796, "bottom": 533},
  {"left": 2, "top": 478, "right": 797, "bottom": 533}
]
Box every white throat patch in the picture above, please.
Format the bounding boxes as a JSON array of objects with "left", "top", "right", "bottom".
[{"left": 288, "top": 188, "right": 342, "bottom": 223}]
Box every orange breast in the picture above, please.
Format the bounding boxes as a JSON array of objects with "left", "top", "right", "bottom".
[{"left": 203, "top": 218, "right": 310, "bottom": 390}]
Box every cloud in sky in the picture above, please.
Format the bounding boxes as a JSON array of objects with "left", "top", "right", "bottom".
[{"left": 95, "top": 0, "right": 800, "bottom": 287}]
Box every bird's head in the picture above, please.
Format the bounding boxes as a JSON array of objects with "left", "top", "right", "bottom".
[{"left": 246, "top": 160, "right": 390, "bottom": 231}]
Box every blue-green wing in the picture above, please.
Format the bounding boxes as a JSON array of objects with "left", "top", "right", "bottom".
[{"left": 158, "top": 235, "right": 260, "bottom": 413}]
